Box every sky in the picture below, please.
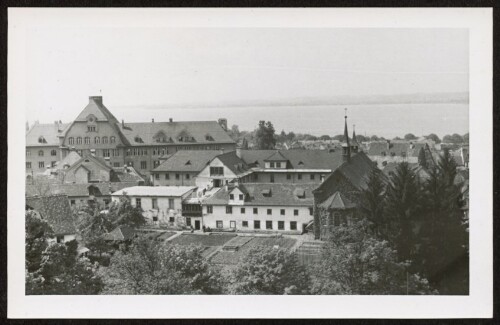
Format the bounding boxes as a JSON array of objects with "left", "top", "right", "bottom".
[{"left": 24, "top": 27, "right": 469, "bottom": 137}]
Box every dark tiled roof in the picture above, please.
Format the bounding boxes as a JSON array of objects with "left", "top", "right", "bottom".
[
  {"left": 152, "top": 150, "right": 221, "bottom": 172},
  {"left": 26, "top": 123, "right": 69, "bottom": 147},
  {"left": 66, "top": 154, "right": 112, "bottom": 173},
  {"left": 103, "top": 225, "right": 136, "bottom": 241},
  {"left": 319, "top": 191, "right": 356, "bottom": 210},
  {"left": 25, "top": 195, "right": 76, "bottom": 235},
  {"left": 264, "top": 151, "right": 288, "bottom": 162},
  {"left": 118, "top": 121, "right": 235, "bottom": 146},
  {"left": 111, "top": 167, "right": 145, "bottom": 183},
  {"left": 216, "top": 151, "right": 250, "bottom": 175},
  {"left": 75, "top": 97, "right": 120, "bottom": 123},
  {"left": 203, "top": 183, "right": 317, "bottom": 207},
  {"left": 54, "top": 151, "right": 82, "bottom": 170},
  {"left": 26, "top": 182, "right": 138, "bottom": 198},
  {"left": 239, "top": 149, "right": 344, "bottom": 170},
  {"left": 367, "top": 141, "right": 410, "bottom": 157}
]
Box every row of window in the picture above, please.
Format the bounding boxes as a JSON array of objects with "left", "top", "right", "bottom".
[
  {"left": 68, "top": 136, "right": 116, "bottom": 145},
  {"left": 206, "top": 206, "right": 313, "bottom": 216},
  {"left": 26, "top": 161, "right": 57, "bottom": 169},
  {"left": 215, "top": 220, "right": 298, "bottom": 230},
  {"left": 269, "top": 162, "right": 284, "bottom": 168},
  {"left": 154, "top": 172, "right": 192, "bottom": 181},
  {"left": 135, "top": 198, "right": 175, "bottom": 209},
  {"left": 27, "top": 149, "right": 57, "bottom": 157}
]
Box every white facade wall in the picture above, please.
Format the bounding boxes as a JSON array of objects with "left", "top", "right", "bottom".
[
  {"left": 195, "top": 157, "right": 239, "bottom": 189},
  {"left": 48, "top": 234, "right": 77, "bottom": 244},
  {"left": 202, "top": 204, "right": 313, "bottom": 232}
]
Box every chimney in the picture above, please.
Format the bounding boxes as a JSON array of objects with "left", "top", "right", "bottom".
[
  {"left": 218, "top": 118, "right": 228, "bottom": 131},
  {"left": 219, "top": 148, "right": 225, "bottom": 155},
  {"left": 169, "top": 118, "right": 173, "bottom": 123},
  {"left": 152, "top": 118, "right": 154, "bottom": 123},
  {"left": 122, "top": 119, "right": 124, "bottom": 127}
]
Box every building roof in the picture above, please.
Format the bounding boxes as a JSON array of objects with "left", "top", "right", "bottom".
[
  {"left": 26, "top": 122, "right": 69, "bottom": 147},
  {"left": 264, "top": 151, "right": 288, "bottom": 162},
  {"left": 367, "top": 141, "right": 411, "bottom": 157},
  {"left": 319, "top": 191, "right": 356, "bottom": 210},
  {"left": 216, "top": 151, "right": 250, "bottom": 175},
  {"left": 152, "top": 150, "right": 221, "bottom": 172},
  {"left": 203, "top": 183, "right": 317, "bottom": 207},
  {"left": 54, "top": 151, "right": 82, "bottom": 170},
  {"left": 75, "top": 96, "right": 120, "bottom": 123},
  {"left": 26, "top": 182, "right": 138, "bottom": 198},
  {"left": 239, "top": 149, "right": 344, "bottom": 170},
  {"left": 25, "top": 195, "right": 76, "bottom": 235},
  {"left": 118, "top": 120, "right": 235, "bottom": 146},
  {"left": 112, "top": 186, "right": 196, "bottom": 197},
  {"left": 103, "top": 225, "right": 136, "bottom": 241},
  {"left": 111, "top": 166, "right": 145, "bottom": 183}
]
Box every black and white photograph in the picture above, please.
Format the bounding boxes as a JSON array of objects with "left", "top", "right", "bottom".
[{"left": 7, "top": 8, "right": 492, "bottom": 319}]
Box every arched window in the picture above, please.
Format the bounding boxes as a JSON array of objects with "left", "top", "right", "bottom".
[
  {"left": 110, "top": 136, "right": 116, "bottom": 144},
  {"left": 38, "top": 150, "right": 44, "bottom": 157},
  {"left": 95, "top": 136, "right": 100, "bottom": 144},
  {"left": 102, "top": 136, "right": 108, "bottom": 144},
  {"left": 38, "top": 136, "right": 47, "bottom": 144},
  {"left": 68, "top": 137, "right": 74, "bottom": 145},
  {"left": 77, "top": 137, "right": 82, "bottom": 144},
  {"left": 50, "top": 149, "right": 57, "bottom": 156},
  {"left": 84, "top": 137, "right": 90, "bottom": 144}
]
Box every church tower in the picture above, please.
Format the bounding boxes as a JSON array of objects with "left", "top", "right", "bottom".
[
  {"left": 351, "top": 124, "right": 360, "bottom": 153},
  {"left": 342, "top": 110, "right": 351, "bottom": 162}
]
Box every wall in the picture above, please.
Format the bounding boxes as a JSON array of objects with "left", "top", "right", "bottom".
[
  {"left": 247, "top": 171, "right": 328, "bottom": 184},
  {"left": 111, "top": 195, "right": 186, "bottom": 225},
  {"left": 26, "top": 146, "right": 60, "bottom": 174},
  {"left": 202, "top": 204, "right": 313, "bottom": 233},
  {"left": 196, "top": 157, "right": 239, "bottom": 189},
  {"left": 64, "top": 159, "right": 111, "bottom": 183},
  {"left": 151, "top": 171, "right": 197, "bottom": 186}
]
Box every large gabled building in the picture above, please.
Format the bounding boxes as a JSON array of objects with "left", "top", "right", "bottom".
[{"left": 25, "top": 96, "right": 236, "bottom": 179}]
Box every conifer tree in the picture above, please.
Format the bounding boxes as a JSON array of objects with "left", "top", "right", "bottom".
[{"left": 360, "top": 168, "right": 387, "bottom": 239}]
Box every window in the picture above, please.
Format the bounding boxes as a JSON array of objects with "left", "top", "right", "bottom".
[
  {"left": 239, "top": 194, "right": 244, "bottom": 200},
  {"left": 26, "top": 150, "right": 31, "bottom": 157},
  {"left": 334, "top": 213, "right": 341, "bottom": 226},
  {"left": 153, "top": 160, "right": 160, "bottom": 168},
  {"left": 206, "top": 205, "right": 213, "bottom": 214},
  {"left": 276, "top": 162, "right": 281, "bottom": 168},
  {"left": 254, "top": 220, "right": 261, "bottom": 229},
  {"left": 209, "top": 167, "right": 224, "bottom": 176},
  {"left": 102, "top": 136, "right": 108, "bottom": 144},
  {"left": 294, "top": 209, "right": 299, "bottom": 216},
  {"left": 186, "top": 174, "right": 190, "bottom": 180},
  {"left": 68, "top": 137, "right": 74, "bottom": 145},
  {"left": 38, "top": 150, "right": 44, "bottom": 157},
  {"left": 113, "top": 162, "right": 120, "bottom": 167},
  {"left": 168, "top": 199, "right": 174, "bottom": 209},
  {"left": 87, "top": 126, "right": 96, "bottom": 132},
  {"left": 267, "top": 209, "right": 272, "bottom": 215},
  {"left": 70, "top": 200, "right": 75, "bottom": 206},
  {"left": 51, "top": 161, "right": 57, "bottom": 167},
  {"left": 50, "top": 149, "right": 57, "bottom": 156},
  {"left": 242, "top": 221, "right": 248, "bottom": 227},
  {"left": 186, "top": 217, "right": 191, "bottom": 226},
  {"left": 155, "top": 173, "right": 160, "bottom": 180},
  {"left": 136, "top": 198, "right": 142, "bottom": 208},
  {"left": 77, "top": 137, "right": 82, "bottom": 144},
  {"left": 240, "top": 207, "right": 245, "bottom": 214},
  {"left": 103, "top": 149, "right": 110, "bottom": 157},
  {"left": 230, "top": 221, "right": 236, "bottom": 228},
  {"left": 169, "top": 217, "right": 175, "bottom": 223},
  {"left": 309, "top": 207, "right": 313, "bottom": 216},
  {"left": 175, "top": 174, "right": 180, "bottom": 180},
  {"left": 270, "top": 174, "right": 274, "bottom": 183},
  {"left": 286, "top": 174, "right": 291, "bottom": 180},
  {"left": 278, "top": 221, "right": 285, "bottom": 230},
  {"left": 226, "top": 206, "right": 233, "bottom": 214},
  {"left": 152, "top": 198, "right": 158, "bottom": 209},
  {"left": 26, "top": 162, "right": 31, "bottom": 169},
  {"left": 253, "top": 208, "right": 258, "bottom": 214},
  {"left": 141, "top": 161, "right": 147, "bottom": 169},
  {"left": 310, "top": 174, "right": 315, "bottom": 180},
  {"left": 320, "top": 175, "right": 325, "bottom": 182},
  {"left": 110, "top": 136, "right": 116, "bottom": 143},
  {"left": 270, "top": 162, "right": 275, "bottom": 168},
  {"left": 56, "top": 235, "right": 64, "bottom": 243},
  {"left": 290, "top": 221, "right": 297, "bottom": 230},
  {"left": 84, "top": 137, "right": 90, "bottom": 144},
  {"left": 298, "top": 174, "right": 302, "bottom": 180},
  {"left": 266, "top": 221, "right": 273, "bottom": 229},
  {"left": 153, "top": 216, "right": 158, "bottom": 222},
  {"left": 216, "top": 221, "right": 223, "bottom": 228},
  {"left": 229, "top": 194, "right": 234, "bottom": 200},
  {"left": 38, "top": 161, "right": 45, "bottom": 168},
  {"left": 165, "top": 173, "right": 170, "bottom": 180},
  {"left": 38, "top": 136, "right": 47, "bottom": 144},
  {"left": 280, "top": 209, "right": 285, "bottom": 215},
  {"left": 95, "top": 137, "right": 100, "bottom": 144}
]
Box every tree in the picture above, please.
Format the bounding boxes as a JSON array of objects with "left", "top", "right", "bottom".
[
  {"left": 442, "top": 133, "right": 464, "bottom": 144},
  {"left": 332, "top": 134, "right": 344, "bottom": 141},
  {"left": 227, "top": 124, "right": 241, "bottom": 142},
  {"left": 359, "top": 169, "right": 387, "bottom": 239},
  {"left": 101, "top": 239, "right": 222, "bottom": 294},
  {"left": 425, "top": 133, "right": 441, "bottom": 144},
  {"left": 309, "top": 220, "right": 436, "bottom": 295},
  {"left": 393, "top": 136, "right": 402, "bottom": 140},
  {"left": 404, "top": 133, "right": 418, "bottom": 141},
  {"left": 107, "top": 194, "right": 146, "bottom": 228},
  {"left": 438, "top": 149, "right": 458, "bottom": 186},
  {"left": 418, "top": 147, "right": 428, "bottom": 169},
  {"left": 286, "top": 131, "right": 296, "bottom": 142},
  {"left": 370, "top": 135, "right": 380, "bottom": 141},
  {"left": 463, "top": 133, "right": 469, "bottom": 143},
  {"left": 241, "top": 138, "right": 249, "bottom": 149},
  {"left": 255, "top": 121, "right": 276, "bottom": 149},
  {"left": 384, "top": 162, "right": 424, "bottom": 262},
  {"left": 26, "top": 240, "right": 103, "bottom": 295},
  {"left": 26, "top": 210, "right": 54, "bottom": 272},
  {"left": 228, "top": 246, "right": 310, "bottom": 295},
  {"left": 319, "top": 135, "right": 331, "bottom": 141}
]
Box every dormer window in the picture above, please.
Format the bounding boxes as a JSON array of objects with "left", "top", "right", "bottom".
[
  {"left": 270, "top": 162, "right": 275, "bottom": 168},
  {"left": 134, "top": 136, "right": 143, "bottom": 143},
  {"left": 87, "top": 126, "right": 96, "bottom": 132},
  {"left": 298, "top": 161, "right": 304, "bottom": 166},
  {"left": 262, "top": 189, "right": 272, "bottom": 197},
  {"left": 205, "top": 134, "right": 214, "bottom": 141},
  {"left": 185, "top": 160, "right": 191, "bottom": 165},
  {"left": 276, "top": 162, "right": 281, "bottom": 168},
  {"left": 38, "top": 136, "right": 47, "bottom": 144}
]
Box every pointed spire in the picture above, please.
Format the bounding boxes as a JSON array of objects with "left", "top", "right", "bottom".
[
  {"left": 342, "top": 108, "right": 351, "bottom": 161},
  {"left": 343, "top": 109, "right": 350, "bottom": 147}
]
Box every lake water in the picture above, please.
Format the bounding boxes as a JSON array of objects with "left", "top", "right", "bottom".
[{"left": 115, "top": 103, "right": 468, "bottom": 139}]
